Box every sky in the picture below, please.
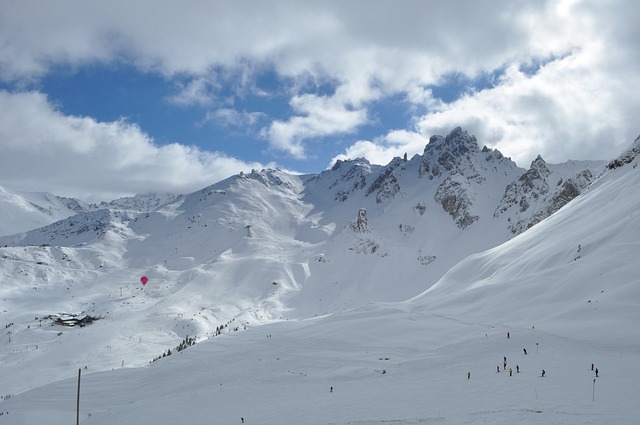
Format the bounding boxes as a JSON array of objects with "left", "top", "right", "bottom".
[{"left": 0, "top": 0, "right": 638, "bottom": 202}]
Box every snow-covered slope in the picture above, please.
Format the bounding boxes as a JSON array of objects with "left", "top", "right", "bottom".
[
  {"left": 0, "top": 133, "right": 638, "bottom": 424},
  {"left": 0, "top": 187, "right": 177, "bottom": 237},
  {"left": 419, "top": 150, "right": 640, "bottom": 343},
  {"left": 0, "top": 129, "right": 608, "bottom": 390},
  {"left": 3, "top": 128, "right": 635, "bottom": 424},
  {"left": 0, "top": 186, "right": 87, "bottom": 236}
]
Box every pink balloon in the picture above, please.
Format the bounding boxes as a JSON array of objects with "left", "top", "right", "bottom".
[{"left": 140, "top": 276, "right": 149, "bottom": 285}]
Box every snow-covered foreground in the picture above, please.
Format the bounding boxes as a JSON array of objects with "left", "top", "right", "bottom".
[{"left": 3, "top": 306, "right": 638, "bottom": 425}]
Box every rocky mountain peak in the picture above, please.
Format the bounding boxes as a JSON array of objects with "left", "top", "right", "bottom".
[
  {"left": 494, "top": 154, "right": 602, "bottom": 235},
  {"left": 411, "top": 127, "right": 520, "bottom": 229},
  {"left": 331, "top": 157, "right": 371, "bottom": 172},
  {"left": 443, "top": 126, "right": 478, "bottom": 150},
  {"left": 529, "top": 155, "right": 551, "bottom": 178},
  {"left": 318, "top": 158, "right": 375, "bottom": 202},
  {"left": 241, "top": 168, "right": 295, "bottom": 190},
  {"left": 93, "top": 192, "right": 178, "bottom": 212},
  {"left": 418, "top": 127, "right": 484, "bottom": 180}
]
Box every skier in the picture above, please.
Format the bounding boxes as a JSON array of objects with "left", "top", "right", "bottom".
[
  {"left": 241, "top": 418, "right": 244, "bottom": 423},
  {"left": 509, "top": 368, "right": 512, "bottom": 376},
  {"left": 507, "top": 332, "right": 510, "bottom": 338},
  {"left": 523, "top": 348, "right": 527, "bottom": 355},
  {"left": 497, "top": 365, "right": 500, "bottom": 373},
  {"left": 595, "top": 368, "right": 599, "bottom": 377},
  {"left": 467, "top": 371, "right": 471, "bottom": 380},
  {"left": 516, "top": 365, "right": 520, "bottom": 373},
  {"left": 330, "top": 386, "right": 333, "bottom": 393},
  {"left": 591, "top": 363, "right": 594, "bottom": 371},
  {"left": 541, "top": 369, "right": 546, "bottom": 377}
]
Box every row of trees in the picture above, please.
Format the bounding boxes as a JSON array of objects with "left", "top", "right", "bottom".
[
  {"left": 150, "top": 319, "right": 246, "bottom": 363},
  {"left": 150, "top": 335, "right": 197, "bottom": 363}
]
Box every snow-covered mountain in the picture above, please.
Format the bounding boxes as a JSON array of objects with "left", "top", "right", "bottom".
[
  {"left": 0, "top": 186, "right": 87, "bottom": 236},
  {"left": 0, "top": 188, "right": 178, "bottom": 237},
  {"left": 1, "top": 128, "right": 638, "bottom": 425},
  {"left": 0, "top": 131, "right": 603, "bottom": 341}
]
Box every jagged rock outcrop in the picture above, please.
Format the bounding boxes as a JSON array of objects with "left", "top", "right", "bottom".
[
  {"left": 495, "top": 155, "right": 551, "bottom": 217},
  {"left": 329, "top": 159, "right": 372, "bottom": 202},
  {"left": 608, "top": 134, "right": 640, "bottom": 169},
  {"left": 399, "top": 223, "right": 415, "bottom": 235},
  {"left": 417, "top": 249, "right": 436, "bottom": 265},
  {"left": 325, "top": 128, "right": 519, "bottom": 223},
  {"left": 348, "top": 208, "right": 380, "bottom": 253},
  {"left": 351, "top": 208, "right": 369, "bottom": 233},
  {"left": 419, "top": 127, "right": 484, "bottom": 181},
  {"left": 365, "top": 159, "right": 404, "bottom": 204},
  {"left": 434, "top": 176, "right": 478, "bottom": 229},
  {"left": 0, "top": 209, "right": 132, "bottom": 246},
  {"left": 94, "top": 192, "right": 177, "bottom": 212},
  {"left": 551, "top": 170, "right": 594, "bottom": 209},
  {"left": 495, "top": 156, "right": 598, "bottom": 234},
  {"left": 373, "top": 173, "right": 400, "bottom": 204},
  {"left": 418, "top": 127, "right": 516, "bottom": 229}
]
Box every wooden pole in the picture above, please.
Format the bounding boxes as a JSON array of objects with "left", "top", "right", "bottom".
[{"left": 76, "top": 368, "right": 81, "bottom": 425}]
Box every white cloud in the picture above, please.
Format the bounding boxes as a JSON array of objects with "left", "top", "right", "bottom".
[
  {"left": 414, "top": 39, "right": 640, "bottom": 167},
  {"left": 330, "top": 130, "right": 429, "bottom": 168},
  {"left": 203, "top": 108, "right": 266, "bottom": 129},
  {"left": 328, "top": 0, "right": 640, "bottom": 168},
  {"left": 0, "top": 0, "right": 638, "bottom": 184},
  {"left": 263, "top": 84, "right": 373, "bottom": 157},
  {"left": 0, "top": 91, "right": 263, "bottom": 201},
  {"left": 168, "top": 76, "right": 219, "bottom": 107}
]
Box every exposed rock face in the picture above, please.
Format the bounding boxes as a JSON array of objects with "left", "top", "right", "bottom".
[
  {"left": 552, "top": 170, "right": 593, "bottom": 207},
  {"left": 366, "top": 168, "right": 401, "bottom": 204},
  {"left": 351, "top": 208, "right": 369, "bottom": 233},
  {"left": 608, "top": 134, "right": 640, "bottom": 169},
  {"left": 434, "top": 176, "right": 479, "bottom": 229},
  {"left": 495, "top": 156, "right": 598, "bottom": 234},
  {"left": 417, "top": 250, "right": 436, "bottom": 265},
  {"left": 399, "top": 224, "right": 415, "bottom": 235},
  {"left": 323, "top": 128, "right": 521, "bottom": 229},
  {"left": 495, "top": 155, "right": 551, "bottom": 217},
  {"left": 418, "top": 127, "right": 514, "bottom": 229},
  {"left": 328, "top": 158, "right": 372, "bottom": 202},
  {"left": 419, "top": 127, "right": 483, "bottom": 181}
]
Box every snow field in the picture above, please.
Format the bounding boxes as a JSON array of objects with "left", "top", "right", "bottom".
[{"left": 3, "top": 308, "right": 638, "bottom": 425}]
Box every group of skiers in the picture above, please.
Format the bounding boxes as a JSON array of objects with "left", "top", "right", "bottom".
[
  {"left": 497, "top": 354, "right": 523, "bottom": 377},
  {"left": 506, "top": 333, "right": 546, "bottom": 377},
  {"left": 468, "top": 331, "right": 540, "bottom": 379},
  {"left": 466, "top": 331, "right": 602, "bottom": 381}
]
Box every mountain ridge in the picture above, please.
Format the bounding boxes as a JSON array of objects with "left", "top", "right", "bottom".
[
  {"left": 1, "top": 129, "right": 639, "bottom": 424},
  {"left": 0, "top": 127, "right": 620, "bottom": 398}
]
